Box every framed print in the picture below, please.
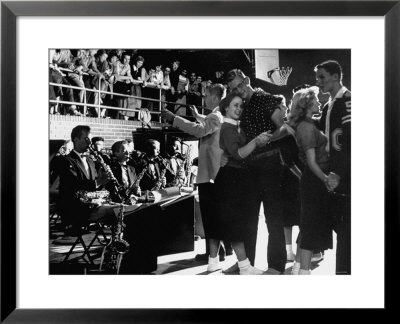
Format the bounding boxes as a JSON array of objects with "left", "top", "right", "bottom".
[{"left": 1, "top": 0, "right": 398, "bottom": 322}]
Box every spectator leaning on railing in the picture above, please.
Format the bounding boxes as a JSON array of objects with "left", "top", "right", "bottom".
[
  {"left": 129, "top": 55, "right": 146, "bottom": 118},
  {"left": 88, "top": 49, "right": 112, "bottom": 118},
  {"left": 49, "top": 49, "right": 80, "bottom": 116},
  {"left": 112, "top": 51, "right": 135, "bottom": 120}
]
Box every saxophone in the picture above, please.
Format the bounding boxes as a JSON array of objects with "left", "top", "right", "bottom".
[
  {"left": 151, "top": 156, "right": 168, "bottom": 191},
  {"left": 170, "top": 154, "right": 186, "bottom": 187},
  {"left": 152, "top": 168, "right": 167, "bottom": 191},
  {"left": 184, "top": 145, "right": 193, "bottom": 186},
  {"left": 99, "top": 203, "right": 130, "bottom": 274},
  {"left": 124, "top": 164, "right": 148, "bottom": 203}
]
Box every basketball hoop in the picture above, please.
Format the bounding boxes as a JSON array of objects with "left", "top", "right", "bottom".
[{"left": 267, "top": 66, "right": 293, "bottom": 86}]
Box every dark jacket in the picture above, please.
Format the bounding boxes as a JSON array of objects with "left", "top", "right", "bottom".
[{"left": 57, "top": 151, "right": 99, "bottom": 227}]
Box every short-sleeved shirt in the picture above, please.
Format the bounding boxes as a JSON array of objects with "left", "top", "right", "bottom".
[
  {"left": 240, "top": 89, "right": 282, "bottom": 153},
  {"left": 296, "top": 119, "right": 329, "bottom": 169},
  {"left": 219, "top": 122, "right": 247, "bottom": 169},
  {"left": 114, "top": 61, "right": 131, "bottom": 77}
]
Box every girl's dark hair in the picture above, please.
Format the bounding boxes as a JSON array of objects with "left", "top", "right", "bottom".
[{"left": 219, "top": 92, "right": 242, "bottom": 116}]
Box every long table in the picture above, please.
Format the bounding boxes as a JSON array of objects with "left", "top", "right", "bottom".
[{"left": 118, "top": 192, "right": 195, "bottom": 274}]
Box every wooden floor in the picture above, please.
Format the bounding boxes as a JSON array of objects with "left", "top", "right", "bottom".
[{"left": 49, "top": 207, "right": 336, "bottom": 275}]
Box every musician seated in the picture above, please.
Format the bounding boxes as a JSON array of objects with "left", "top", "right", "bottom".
[
  {"left": 125, "top": 138, "right": 143, "bottom": 168},
  {"left": 57, "top": 125, "right": 117, "bottom": 234},
  {"left": 165, "top": 137, "right": 186, "bottom": 187},
  {"left": 89, "top": 136, "right": 112, "bottom": 171},
  {"left": 107, "top": 140, "right": 140, "bottom": 203},
  {"left": 137, "top": 139, "right": 168, "bottom": 191}
]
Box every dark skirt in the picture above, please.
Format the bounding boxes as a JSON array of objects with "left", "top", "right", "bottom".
[
  {"left": 280, "top": 167, "right": 301, "bottom": 227},
  {"left": 214, "top": 166, "right": 258, "bottom": 242},
  {"left": 197, "top": 183, "right": 220, "bottom": 239},
  {"left": 298, "top": 167, "right": 333, "bottom": 251}
]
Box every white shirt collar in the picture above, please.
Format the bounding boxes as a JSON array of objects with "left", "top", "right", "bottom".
[
  {"left": 73, "top": 149, "right": 86, "bottom": 158},
  {"left": 223, "top": 117, "right": 240, "bottom": 126}
]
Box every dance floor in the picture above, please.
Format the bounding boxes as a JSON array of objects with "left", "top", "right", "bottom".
[{"left": 49, "top": 206, "right": 336, "bottom": 275}]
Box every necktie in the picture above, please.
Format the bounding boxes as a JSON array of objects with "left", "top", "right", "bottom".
[
  {"left": 80, "top": 155, "right": 90, "bottom": 175},
  {"left": 121, "top": 165, "right": 129, "bottom": 188},
  {"left": 148, "top": 162, "right": 156, "bottom": 179},
  {"left": 237, "top": 121, "right": 241, "bottom": 134},
  {"left": 171, "top": 158, "right": 177, "bottom": 174}
]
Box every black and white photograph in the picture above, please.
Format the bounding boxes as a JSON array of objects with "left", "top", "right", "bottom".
[
  {"left": 2, "top": 3, "right": 392, "bottom": 317},
  {"left": 48, "top": 48, "right": 351, "bottom": 276}
]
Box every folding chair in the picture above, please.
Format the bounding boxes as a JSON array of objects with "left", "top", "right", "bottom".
[{"left": 62, "top": 223, "right": 110, "bottom": 265}]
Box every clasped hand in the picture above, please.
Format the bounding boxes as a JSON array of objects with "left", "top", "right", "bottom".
[
  {"left": 255, "top": 131, "right": 273, "bottom": 147},
  {"left": 325, "top": 172, "right": 340, "bottom": 192}
]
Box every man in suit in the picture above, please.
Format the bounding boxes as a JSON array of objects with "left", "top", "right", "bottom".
[
  {"left": 57, "top": 125, "right": 116, "bottom": 233},
  {"left": 165, "top": 137, "right": 186, "bottom": 187},
  {"left": 90, "top": 136, "right": 111, "bottom": 171},
  {"left": 108, "top": 140, "right": 140, "bottom": 202},
  {"left": 137, "top": 139, "right": 168, "bottom": 191}
]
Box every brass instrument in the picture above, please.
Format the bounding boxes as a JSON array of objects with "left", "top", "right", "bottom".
[
  {"left": 77, "top": 190, "right": 111, "bottom": 207},
  {"left": 89, "top": 145, "right": 130, "bottom": 274},
  {"left": 124, "top": 165, "right": 148, "bottom": 203},
  {"left": 184, "top": 145, "right": 193, "bottom": 186},
  {"left": 170, "top": 154, "right": 186, "bottom": 187},
  {"left": 151, "top": 156, "right": 169, "bottom": 191},
  {"left": 99, "top": 203, "right": 130, "bottom": 274},
  {"left": 152, "top": 168, "right": 167, "bottom": 191}
]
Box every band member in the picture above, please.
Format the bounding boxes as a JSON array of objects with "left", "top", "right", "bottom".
[
  {"left": 89, "top": 136, "right": 111, "bottom": 170},
  {"left": 137, "top": 139, "right": 168, "bottom": 191},
  {"left": 315, "top": 60, "right": 351, "bottom": 275},
  {"left": 57, "top": 125, "right": 116, "bottom": 233},
  {"left": 162, "top": 84, "right": 233, "bottom": 269},
  {"left": 107, "top": 140, "right": 140, "bottom": 202},
  {"left": 165, "top": 137, "right": 186, "bottom": 186}
]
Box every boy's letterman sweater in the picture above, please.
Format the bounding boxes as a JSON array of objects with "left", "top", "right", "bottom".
[{"left": 319, "top": 87, "right": 351, "bottom": 195}]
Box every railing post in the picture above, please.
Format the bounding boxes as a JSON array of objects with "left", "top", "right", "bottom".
[
  {"left": 159, "top": 87, "right": 162, "bottom": 122},
  {"left": 98, "top": 77, "right": 101, "bottom": 117},
  {"left": 83, "top": 86, "right": 87, "bottom": 116}
]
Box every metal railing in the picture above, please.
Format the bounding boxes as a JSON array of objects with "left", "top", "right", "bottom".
[{"left": 50, "top": 70, "right": 206, "bottom": 121}]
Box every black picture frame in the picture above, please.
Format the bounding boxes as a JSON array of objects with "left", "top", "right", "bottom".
[{"left": 1, "top": 0, "right": 398, "bottom": 322}]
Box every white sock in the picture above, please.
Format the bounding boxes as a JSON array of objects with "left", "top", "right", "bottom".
[
  {"left": 238, "top": 258, "right": 250, "bottom": 269},
  {"left": 286, "top": 244, "right": 293, "bottom": 254},
  {"left": 292, "top": 262, "right": 300, "bottom": 275},
  {"left": 299, "top": 269, "right": 311, "bottom": 275},
  {"left": 208, "top": 256, "right": 219, "bottom": 264}
]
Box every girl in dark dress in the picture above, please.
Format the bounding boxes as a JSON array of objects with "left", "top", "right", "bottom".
[
  {"left": 288, "top": 86, "right": 333, "bottom": 275},
  {"left": 210, "top": 93, "right": 271, "bottom": 275}
]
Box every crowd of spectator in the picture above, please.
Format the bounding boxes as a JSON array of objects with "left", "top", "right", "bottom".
[{"left": 49, "top": 49, "right": 222, "bottom": 120}]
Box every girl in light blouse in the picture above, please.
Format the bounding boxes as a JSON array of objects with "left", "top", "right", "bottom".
[{"left": 288, "top": 87, "right": 333, "bottom": 275}]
